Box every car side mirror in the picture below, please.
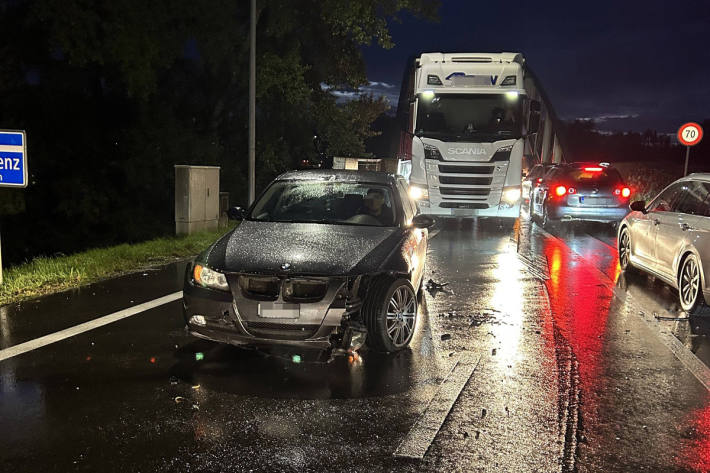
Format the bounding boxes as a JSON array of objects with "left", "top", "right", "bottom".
[
  {"left": 629, "top": 201, "right": 646, "bottom": 213},
  {"left": 412, "top": 214, "right": 435, "bottom": 229},
  {"left": 227, "top": 206, "right": 246, "bottom": 220}
]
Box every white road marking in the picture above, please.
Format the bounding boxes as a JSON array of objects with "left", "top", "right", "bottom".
[
  {"left": 394, "top": 354, "right": 481, "bottom": 459},
  {"left": 0, "top": 291, "right": 183, "bottom": 362}
]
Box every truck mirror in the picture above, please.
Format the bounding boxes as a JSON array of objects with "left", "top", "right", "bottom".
[{"left": 528, "top": 114, "right": 541, "bottom": 134}]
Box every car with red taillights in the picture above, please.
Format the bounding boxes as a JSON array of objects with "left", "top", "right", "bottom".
[{"left": 530, "top": 162, "right": 631, "bottom": 228}]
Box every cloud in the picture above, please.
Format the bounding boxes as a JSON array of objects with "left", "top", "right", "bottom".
[
  {"left": 574, "top": 113, "right": 640, "bottom": 122},
  {"left": 321, "top": 80, "right": 400, "bottom": 106}
]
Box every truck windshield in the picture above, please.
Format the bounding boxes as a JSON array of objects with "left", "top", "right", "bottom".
[{"left": 415, "top": 93, "right": 523, "bottom": 142}]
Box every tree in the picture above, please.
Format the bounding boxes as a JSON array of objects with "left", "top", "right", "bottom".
[{"left": 0, "top": 0, "right": 439, "bottom": 264}]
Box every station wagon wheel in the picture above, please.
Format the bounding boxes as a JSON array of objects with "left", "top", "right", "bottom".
[
  {"left": 679, "top": 254, "right": 705, "bottom": 315},
  {"left": 363, "top": 277, "right": 418, "bottom": 353},
  {"left": 618, "top": 228, "right": 633, "bottom": 271}
]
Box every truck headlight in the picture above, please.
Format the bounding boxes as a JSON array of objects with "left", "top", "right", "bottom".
[
  {"left": 193, "top": 264, "right": 229, "bottom": 291},
  {"left": 501, "top": 186, "right": 522, "bottom": 204},
  {"left": 409, "top": 184, "right": 429, "bottom": 200}
]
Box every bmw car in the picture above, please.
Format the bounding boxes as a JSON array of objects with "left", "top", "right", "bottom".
[
  {"left": 182, "top": 170, "right": 433, "bottom": 359},
  {"left": 531, "top": 162, "right": 631, "bottom": 227},
  {"left": 619, "top": 174, "right": 710, "bottom": 315}
]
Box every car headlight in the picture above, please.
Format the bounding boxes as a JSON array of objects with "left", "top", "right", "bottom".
[
  {"left": 501, "top": 186, "right": 522, "bottom": 204},
  {"left": 193, "top": 264, "right": 229, "bottom": 291},
  {"left": 409, "top": 184, "right": 429, "bottom": 200}
]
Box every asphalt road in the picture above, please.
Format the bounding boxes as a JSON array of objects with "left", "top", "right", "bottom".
[{"left": 2, "top": 218, "right": 710, "bottom": 472}]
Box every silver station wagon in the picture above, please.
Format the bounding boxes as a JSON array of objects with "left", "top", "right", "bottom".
[{"left": 618, "top": 174, "right": 710, "bottom": 314}]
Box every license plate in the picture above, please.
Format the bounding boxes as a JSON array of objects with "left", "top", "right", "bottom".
[{"left": 258, "top": 302, "right": 299, "bottom": 319}]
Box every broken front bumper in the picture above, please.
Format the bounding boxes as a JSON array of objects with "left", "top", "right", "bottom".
[{"left": 182, "top": 271, "right": 357, "bottom": 351}]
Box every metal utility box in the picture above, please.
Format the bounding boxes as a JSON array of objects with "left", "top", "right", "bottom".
[{"left": 175, "top": 165, "right": 220, "bottom": 235}]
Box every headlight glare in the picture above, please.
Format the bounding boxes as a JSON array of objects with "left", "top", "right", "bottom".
[
  {"left": 193, "top": 264, "right": 229, "bottom": 291},
  {"left": 502, "top": 186, "right": 522, "bottom": 204},
  {"left": 409, "top": 185, "right": 429, "bottom": 200}
]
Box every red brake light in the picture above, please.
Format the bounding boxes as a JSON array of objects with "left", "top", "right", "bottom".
[
  {"left": 584, "top": 167, "right": 603, "bottom": 172},
  {"left": 614, "top": 186, "right": 631, "bottom": 198},
  {"left": 554, "top": 185, "right": 567, "bottom": 197},
  {"left": 537, "top": 178, "right": 543, "bottom": 183}
]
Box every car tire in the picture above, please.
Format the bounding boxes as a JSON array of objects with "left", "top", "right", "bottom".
[
  {"left": 618, "top": 228, "right": 636, "bottom": 274},
  {"left": 363, "top": 277, "right": 418, "bottom": 353},
  {"left": 678, "top": 254, "right": 708, "bottom": 316}
]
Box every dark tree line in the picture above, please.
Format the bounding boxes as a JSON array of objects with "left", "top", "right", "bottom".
[
  {"left": 562, "top": 119, "right": 710, "bottom": 169},
  {"left": 0, "top": 0, "right": 438, "bottom": 265}
]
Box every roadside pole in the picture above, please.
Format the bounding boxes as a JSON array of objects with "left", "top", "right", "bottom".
[
  {"left": 0, "top": 130, "right": 29, "bottom": 286},
  {"left": 248, "top": 0, "right": 256, "bottom": 204},
  {"left": 677, "top": 122, "right": 703, "bottom": 176}
]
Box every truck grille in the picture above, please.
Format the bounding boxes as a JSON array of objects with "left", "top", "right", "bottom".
[
  {"left": 439, "top": 165, "right": 494, "bottom": 174},
  {"left": 440, "top": 203, "right": 488, "bottom": 209},
  {"left": 439, "top": 176, "right": 492, "bottom": 185},
  {"left": 439, "top": 187, "right": 489, "bottom": 197}
]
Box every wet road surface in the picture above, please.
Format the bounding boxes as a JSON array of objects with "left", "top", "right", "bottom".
[{"left": 3, "top": 218, "right": 710, "bottom": 471}]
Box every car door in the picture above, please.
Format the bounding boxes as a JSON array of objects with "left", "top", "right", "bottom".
[
  {"left": 631, "top": 182, "right": 684, "bottom": 269},
  {"left": 396, "top": 178, "right": 427, "bottom": 288},
  {"left": 654, "top": 181, "right": 706, "bottom": 280}
]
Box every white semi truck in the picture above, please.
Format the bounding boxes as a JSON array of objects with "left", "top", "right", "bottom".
[{"left": 395, "top": 52, "right": 549, "bottom": 218}]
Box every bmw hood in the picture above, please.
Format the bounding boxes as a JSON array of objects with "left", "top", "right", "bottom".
[{"left": 210, "top": 220, "right": 404, "bottom": 276}]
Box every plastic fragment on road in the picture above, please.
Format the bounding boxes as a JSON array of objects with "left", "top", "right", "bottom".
[
  {"left": 195, "top": 352, "right": 204, "bottom": 361},
  {"left": 174, "top": 396, "right": 187, "bottom": 403},
  {"left": 292, "top": 354, "right": 302, "bottom": 364},
  {"left": 441, "top": 333, "right": 452, "bottom": 341}
]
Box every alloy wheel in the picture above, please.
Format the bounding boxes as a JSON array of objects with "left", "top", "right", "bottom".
[
  {"left": 680, "top": 256, "right": 700, "bottom": 309},
  {"left": 385, "top": 285, "right": 417, "bottom": 347},
  {"left": 619, "top": 230, "right": 631, "bottom": 269}
]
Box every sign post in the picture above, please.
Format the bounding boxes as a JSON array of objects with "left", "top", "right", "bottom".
[
  {"left": 0, "top": 130, "right": 28, "bottom": 285},
  {"left": 677, "top": 122, "right": 704, "bottom": 176}
]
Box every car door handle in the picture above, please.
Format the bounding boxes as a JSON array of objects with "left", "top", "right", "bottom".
[{"left": 680, "top": 222, "right": 693, "bottom": 231}]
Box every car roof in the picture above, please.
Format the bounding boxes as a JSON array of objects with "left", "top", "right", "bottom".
[
  {"left": 679, "top": 173, "right": 710, "bottom": 183},
  {"left": 275, "top": 169, "right": 398, "bottom": 186}
]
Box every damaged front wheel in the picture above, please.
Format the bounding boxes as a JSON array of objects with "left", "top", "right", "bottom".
[{"left": 363, "top": 278, "right": 417, "bottom": 353}]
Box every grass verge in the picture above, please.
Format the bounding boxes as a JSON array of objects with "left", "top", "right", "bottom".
[{"left": 0, "top": 225, "right": 233, "bottom": 306}]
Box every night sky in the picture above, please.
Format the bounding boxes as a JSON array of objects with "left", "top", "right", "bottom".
[{"left": 361, "top": 0, "right": 710, "bottom": 134}]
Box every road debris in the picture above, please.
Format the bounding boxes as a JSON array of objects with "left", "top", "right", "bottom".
[
  {"left": 441, "top": 333, "right": 452, "bottom": 341},
  {"left": 425, "top": 279, "right": 451, "bottom": 296}
]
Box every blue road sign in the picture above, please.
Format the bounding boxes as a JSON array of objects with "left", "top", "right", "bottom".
[{"left": 0, "top": 130, "right": 27, "bottom": 188}]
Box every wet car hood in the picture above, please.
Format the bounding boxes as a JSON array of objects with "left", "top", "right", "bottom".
[{"left": 214, "top": 220, "right": 404, "bottom": 276}]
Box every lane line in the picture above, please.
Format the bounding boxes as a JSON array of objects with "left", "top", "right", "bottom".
[
  {"left": 393, "top": 353, "right": 481, "bottom": 459},
  {"left": 0, "top": 291, "right": 183, "bottom": 362}
]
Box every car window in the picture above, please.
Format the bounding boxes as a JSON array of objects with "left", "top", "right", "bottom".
[
  {"left": 566, "top": 167, "right": 622, "bottom": 185},
  {"left": 396, "top": 179, "right": 416, "bottom": 222},
  {"left": 249, "top": 180, "right": 397, "bottom": 226},
  {"left": 647, "top": 182, "right": 685, "bottom": 213},
  {"left": 675, "top": 181, "right": 710, "bottom": 216}
]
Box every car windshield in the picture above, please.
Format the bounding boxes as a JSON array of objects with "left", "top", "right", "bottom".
[
  {"left": 248, "top": 180, "right": 397, "bottom": 227},
  {"left": 415, "top": 93, "right": 523, "bottom": 142}
]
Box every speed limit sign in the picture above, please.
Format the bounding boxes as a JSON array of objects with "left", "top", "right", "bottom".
[
  {"left": 678, "top": 122, "right": 703, "bottom": 146},
  {"left": 678, "top": 122, "right": 704, "bottom": 176}
]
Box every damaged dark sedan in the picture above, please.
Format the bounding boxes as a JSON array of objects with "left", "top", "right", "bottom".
[{"left": 182, "top": 170, "right": 433, "bottom": 359}]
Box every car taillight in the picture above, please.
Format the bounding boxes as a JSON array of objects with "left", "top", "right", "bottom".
[
  {"left": 614, "top": 186, "right": 631, "bottom": 198},
  {"left": 555, "top": 185, "right": 567, "bottom": 196}
]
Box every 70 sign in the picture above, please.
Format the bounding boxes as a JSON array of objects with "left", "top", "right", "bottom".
[{"left": 678, "top": 122, "right": 704, "bottom": 176}]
